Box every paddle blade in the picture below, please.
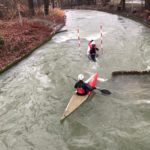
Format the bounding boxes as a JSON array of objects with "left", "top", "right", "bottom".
[
  {"left": 66, "top": 75, "right": 77, "bottom": 81},
  {"left": 100, "top": 89, "right": 111, "bottom": 95}
]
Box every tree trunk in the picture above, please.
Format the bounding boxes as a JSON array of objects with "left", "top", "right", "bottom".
[
  {"left": 59, "top": 0, "right": 63, "bottom": 8},
  {"left": 120, "top": 0, "right": 126, "bottom": 10},
  {"left": 70, "top": 0, "right": 73, "bottom": 8},
  {"left": 145, "top": 0, "right": 150, "bottom": 9},
  {"left": 28, "top": 0, "right": 35, "bottom": 16},
  {"left": 51, "top": 0, "right": 55, "bottom": 8},
  {"left": 44, "top": 0, "right": 49, "bottom": 15},
  {"left": 36, "top": 0, "right": 42, "bottom": 8},
  {"left": 122, "top": 0, "right": 125, "bottom": 10},
  {"left": 0, "top": 36, "right": 4, "bottom": 49},
  {"left": 77, "top": 0, "right": 81, "bottom": 5}
]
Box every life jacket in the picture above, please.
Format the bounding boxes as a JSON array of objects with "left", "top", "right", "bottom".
[
  {"left": 87, "top": 41, "right": 94, "bottom": 55},
  {"left": 76, "top": 87, "right": 85, "bottom": 94},
  {"left": 88, "top": 41, "right": 92, "bottom": 49},
  {"left": 90, "top": 46, "right": 96, "bottom": 54}
]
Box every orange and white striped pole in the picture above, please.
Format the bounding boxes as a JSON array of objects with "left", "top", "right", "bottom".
[
  {"left": 100, "top": 25, "right": 103, "bottom": 54},
  {"left": 77, "top": 26, "right": 81, "bottom": 56}
]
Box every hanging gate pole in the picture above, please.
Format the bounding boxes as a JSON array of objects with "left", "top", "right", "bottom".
[
  {"left": 77, "top": 26, "right": 81, "bottom": 57},
  {"left": 100, "top": 25, "right": 103, "bottom": 55}
]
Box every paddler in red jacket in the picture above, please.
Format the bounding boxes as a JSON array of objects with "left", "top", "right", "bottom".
[
  {"left": 87, "top": 40, "right": 93, "bottom": 55},
  {"left": 74, "top": 74, "right": 95, "bottom": 96},
  {"left": 87, "top": 40, "right": 99, "bottom": 62}
]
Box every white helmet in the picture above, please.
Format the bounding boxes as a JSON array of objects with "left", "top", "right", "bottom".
[
  {"left": 91, "top": 41, "right": 95, "bottom": 45},
  {"left": 78, "top": 74, "right": 84, "bottom": 80}
]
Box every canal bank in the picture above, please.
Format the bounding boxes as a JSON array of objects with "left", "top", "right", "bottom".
[{"left": 0, "top": 9, "right": 65, "bottom": 74}]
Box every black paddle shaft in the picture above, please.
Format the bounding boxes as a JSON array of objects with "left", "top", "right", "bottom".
[{"left": 95, "top": 87, "right": 111, "bottom": 95}]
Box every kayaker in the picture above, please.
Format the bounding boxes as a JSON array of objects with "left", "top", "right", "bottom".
[
  {"left": 87, "top": 40, "right": 93, "bottom": 55},
  {"left": 87, "top": 40, "right": 99, "bottom": 62},
  {"left": 74, "top": 74, "right": 96, "bottom": 96}
]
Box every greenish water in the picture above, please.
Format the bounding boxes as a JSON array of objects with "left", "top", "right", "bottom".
[{"left": 0, "top": 10, "right": 150, "bottom": 150}]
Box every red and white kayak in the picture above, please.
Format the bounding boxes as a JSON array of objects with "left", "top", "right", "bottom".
[{"left": 61, "top": 72, "right": 99, "bottom": 121}]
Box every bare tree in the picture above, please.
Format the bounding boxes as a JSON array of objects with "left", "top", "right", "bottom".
[
  {"left": 35, "top": 0, "right": 42, "bottom": 8},
  {"left": 44, "top": 0, "right": 49, "bottom": 15},
  {"left": 28, "top": 0, "right": 35, "bottom": 16},
  {"left": 119, "top": 0, "right": 125, "bottom": 10},
  {"left": 51, "top": 0, "right": 55, "bottom": 8},
  {"left": 145, "top": 0, "right": 150, "bottom": 9}
]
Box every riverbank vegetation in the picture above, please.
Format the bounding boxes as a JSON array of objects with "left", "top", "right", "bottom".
[
  {"left": 61, "top": 0, "right": 150, "bottom": 25},
  {"left": 0, "top": 0, "right": 65, "bottom": 72}
]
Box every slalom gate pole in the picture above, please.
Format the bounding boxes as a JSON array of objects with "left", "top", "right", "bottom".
[
  {"left": 77, "top": 26, "right": 81, "bottom": 57},
  {"left": 100, "top": 25, "right": 103, "bottom": 55}
]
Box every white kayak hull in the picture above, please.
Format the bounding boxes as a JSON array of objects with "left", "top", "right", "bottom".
[{"left": 60, "top": 94, "right": 89, "bottom": 121}]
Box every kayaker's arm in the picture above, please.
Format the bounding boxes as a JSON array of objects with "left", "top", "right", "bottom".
[
  {"left": 74, "top": 82, "right": 78, "bottom": 88},
  {"left": 85, "top": 83, "right": 95, "bottom": 91}
]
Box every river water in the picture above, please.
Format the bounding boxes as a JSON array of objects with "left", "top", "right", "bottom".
[{"left": 0, "top": 10, "right": 150, "bottom": 150}]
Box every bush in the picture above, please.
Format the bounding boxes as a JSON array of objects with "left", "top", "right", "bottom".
[{"left": 0, "top": 37, "right": 4, "bottom": 48}]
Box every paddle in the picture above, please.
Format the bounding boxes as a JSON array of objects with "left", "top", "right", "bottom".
[
  {"left": 66, "top": 75, "right": 77, "bottom": 81},
  {"left": 95, "top": 87, "right": 111, "bottom": 95},
  {"left": 66, "top": 75, "right": 111, "bottom": 95}
]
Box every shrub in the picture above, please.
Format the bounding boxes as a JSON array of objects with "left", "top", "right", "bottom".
[{"left": 0, "top": 36, "right": 4, "bottom": 48}]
